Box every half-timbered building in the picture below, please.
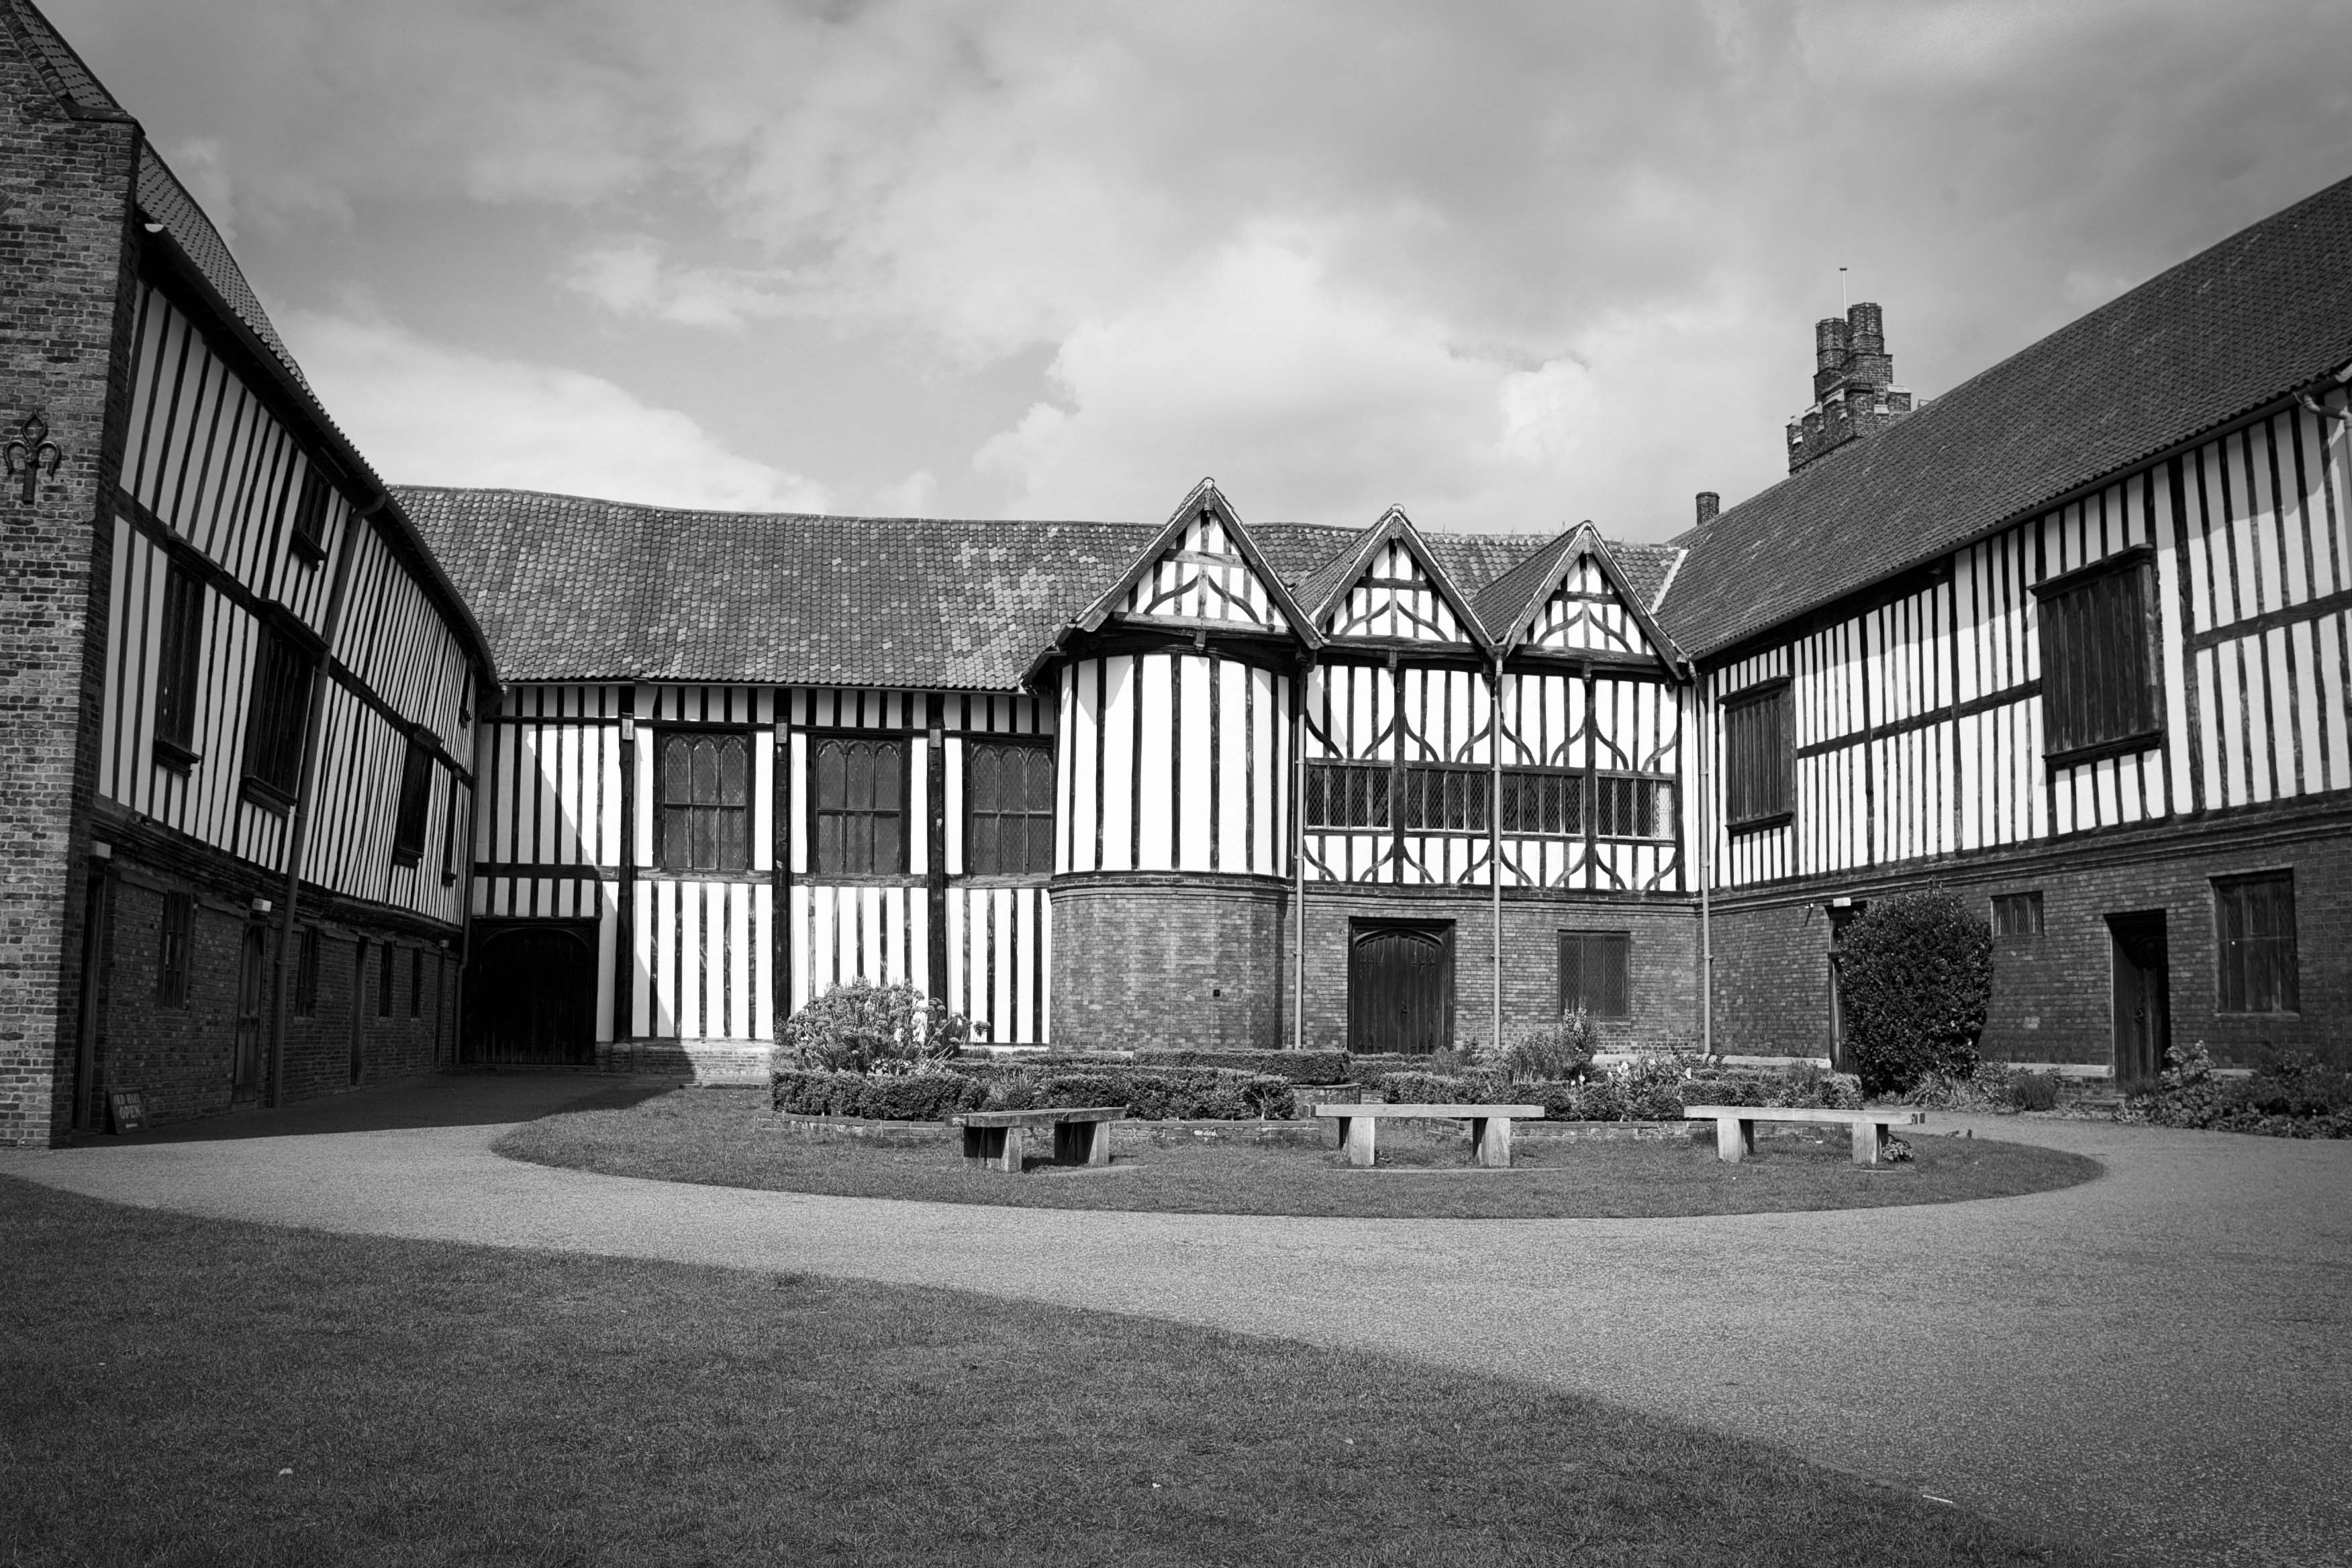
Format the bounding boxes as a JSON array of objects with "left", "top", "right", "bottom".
[
  {"left": 5, "top": 0, "right": 2349, "bottom": 1148},
  {"left": 1, "top": 0, "right": 493, "bottom": 1146},
  {"left": 1675, "top": 182, "right": 2352, "bottom": 1077}
]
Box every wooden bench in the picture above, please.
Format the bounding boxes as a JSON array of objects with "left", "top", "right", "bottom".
[
  {"left": 1681, "top": 1104, "right": 1926, "bottom": 1166},
  {"left": 1311, "top": 1103, "right": 1545, "bottom": 1169},
  {"left": 952, "top": 1106, "right": 1126, "bottom": 1173}
]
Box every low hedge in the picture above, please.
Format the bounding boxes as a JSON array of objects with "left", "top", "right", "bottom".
[
  {"left": 773, "top": 1069, "right": 989, "bottom": 1121},
  {"left": 1370, "top": 1061, "right": 1863, "bottom": 1122},
  {"left": 964, "top": 1048, "right": 1354, "bottom": 1085},
  {"left": 774, "top": 1065, "right": 1297, "bottom": 1122}
]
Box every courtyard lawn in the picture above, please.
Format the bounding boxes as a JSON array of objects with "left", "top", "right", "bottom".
[
  {"left": 495, "top": 1085, "right": 2098, "bottom": 1219},
  {"left": 1, "top": 1175, "right": 2102, "bottom": 1568}
]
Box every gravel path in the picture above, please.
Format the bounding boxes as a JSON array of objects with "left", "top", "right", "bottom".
[{"left": 5, "top": 1074, "right": 2346, "bottom": 1567}]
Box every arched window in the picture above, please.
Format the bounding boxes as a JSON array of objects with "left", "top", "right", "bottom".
[
  {"left": 966, "top": 740, "right": 1055, "bottom": 873},
  {"left": 812, "top": 737, "right": 904, "bottom": 875},
  {"left": 658, "top": 732, "right": 751, "bottom": 872}
]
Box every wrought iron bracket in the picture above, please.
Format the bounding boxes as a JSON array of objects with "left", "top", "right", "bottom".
[{"left": 5, "top": 412, "right": 64, "bottom": 505}]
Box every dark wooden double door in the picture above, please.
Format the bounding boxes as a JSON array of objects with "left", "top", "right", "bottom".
[
  {"left": 1348, "top": 922, "right": 1455, "bottom": 1055},
  {"left": 463, "top": 921, "right": 597, "bottom": 1066},
  {"left": 2108, "top": 912, "right": 2169, "bottom": 1082}
]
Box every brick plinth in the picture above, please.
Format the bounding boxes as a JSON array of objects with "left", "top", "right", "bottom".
[
  {"left": 1295, "top": 887, "right": 1699, "bottom": 1055},
  {"left": 1707, "top": 815, "right": 2352, "bottom": 1072},
  {"left": 1049, "top": 875, "right": 1290, "bottom": 1050},
  {"left": 76, "top": 844, "right": 460, "bottom": 1132},
  {"left": 598, "top": 1039, "right": 773, "bottom": 1084},
  {"left": 0, "top": 13, "right": 142, "bottom": 1146}
]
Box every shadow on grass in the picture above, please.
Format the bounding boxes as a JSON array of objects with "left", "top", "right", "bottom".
[{"left": 0, "top": 1174, "right": 2111, "bottom": 1567}]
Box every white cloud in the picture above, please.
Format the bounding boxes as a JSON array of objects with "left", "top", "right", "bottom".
[
  {"left": 871, "top": 469, "right": 941, "bottom": 517},
  {"left": 562, "top": 238, "right": 795, "bottom": 330},
  {"left": 281, "top": 311, "right": 830, "bottom": 513}
]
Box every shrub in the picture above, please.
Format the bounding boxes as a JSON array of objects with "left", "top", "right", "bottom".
[
  {"left": 2122, "top": 1042, "right": 2352, "bottom": 1137},
  {"left": 771, "top": 1067, "right": 988, "bottom": 1121},
  {"left": 2013, "top": 1071, "right": 2061, "bottom": 1112},
  {"left": 1475, "top": 1014, "right": 1599, "bottom": 1085},
  {"left": 1133, "top": 1048, "right": 1353, "bottom": 1084},
  {"left": 1836, "top": 889, "right": 1994, "bottom": 1098},
  {"left": 781, "top": 981, "right": 971, "bottom": 1075},
  {"left": 1375, "top": 1071, "right": 1505, "bottom": 1105}
]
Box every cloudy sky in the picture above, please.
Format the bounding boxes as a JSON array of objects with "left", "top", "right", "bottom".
[{"left": 50, "top": 0, "right": 2352, "bottom": 541}]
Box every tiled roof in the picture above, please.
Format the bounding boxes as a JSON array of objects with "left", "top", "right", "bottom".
[
  {"left": 398, "top": 487, "right": 1163, "bottom": 689},
  {"left": 135, "top": 150, "right": 311, "bottom": 396},
  {"left": 1661, "top": 173, "right": 2352, "bottom": 659},
  {"left": 404, "top": 487, "right": 1685, "bottom": 689},
  {"left": 5, "top": 0, "right": 127, "bottom": 118}
]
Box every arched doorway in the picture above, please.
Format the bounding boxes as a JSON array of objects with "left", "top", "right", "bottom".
[
  {"left": 1347, "top": 921, "right": 1455, "bottom": 1055},
  {"left": 463, "top": 921, "right": 597, "bottom": 1066}
]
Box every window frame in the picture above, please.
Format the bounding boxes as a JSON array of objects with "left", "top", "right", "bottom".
[
  {"left": 1498, "top": 766, "right": 1581, "bottom": 838},
  {"left": 157, "top": 890, "right": 193, "bottom": 1008},
  {"left": 807, "top": 732, "right": 910, "bottom": 877},
  {"left": 284, "top": 459, "right": 332, "bottom": 566},
  {"left": 1559, "top": 929, "right": 1632, "bottom": 1020},
  {"left": 656, "top": 728, "right": 754, "bottom": 873},
  {"left": 1991, "top": 891, "right": 2045, "bottom": 940},
  {"left": 154, "top": 565, "right": 205, "bottom": 771},
  {"left": 2214, "top": 871, "right": 2298, "bottom": 1014},
  {"left": 240, "top": 619, "right": 316, "bottom": 812},
  {"left": 2033, "top": 544, "right": 2164, "bottom": 769},
  {"left": 1721, "top": 677, "right": 1794, "bottom": 832},
  {"left": 1304, "top": 760, "right": 1392, "bottom": 830},
  {"left": 963, "top": 736, "right": 1057, "bottom": 876},
  {"left": 1590, "top": 771, "right": 1675, "bottom": 842},
  {"left": 392, "top": 732, "right": 436, "bottom": 869},
  {"left": 1398, "top": 763, "right": 1489, "bottom": 835}
]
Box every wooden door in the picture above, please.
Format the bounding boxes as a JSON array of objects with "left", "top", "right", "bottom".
[
  {"left": 1349, "top": 923, "right": 1454, "bottom": 1055},
  {"left": 2108, "top": 912, "right": 2170, "bottom": 1083},
  {"left": 231, "top": 924, "right": 268, "bottom": 1102},
  {"left": 1826, "top": 903, "right": 1866, "bottom": 1072},
  {"left": 463, "top": 922, "right": 597, "bottom": 1066}
]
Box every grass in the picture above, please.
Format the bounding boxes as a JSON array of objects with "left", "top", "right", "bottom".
[
  {"left": 0, "top": 1174, "right": 2104, "bottom": 1567},
  {"left": 495, "top": 1086, "right": 2100, "bottom": 1219}
]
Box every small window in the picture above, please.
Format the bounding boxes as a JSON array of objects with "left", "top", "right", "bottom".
[
  {"left": 154, "top": 566, "right": 205, "bottom": 769},
  {"left": 294, "top": 926, "right": 320, "bottom": 1017},
  {"left": 1592, "top": 775, "right": 1674, "bottom": 840},
  {"left": 1305, "top": 761, "right": 1390, "bottom": 829},
  {"left": 1559, "top": 930, "right": 1631, "bottom": 1020},
  {"left": 2036, "top": 550, "right": 2161, "bottom": 765},
  {"left": 1499, "top": 769, "right": 1581, "bottom": 836},
  {"left": 1723, "top": 682, "right": 1793, "bottom": 829},
  {"left": 659, "top": 732, "right": 752, "bottom": 872},
  {"left": 378, "top": 941, "right": 396, "bottom": 1018},
  {"left": 967, "top": 740, "right": 1056, "bottom": 874},
  {"left": 410, "top": 948, "right": 424, "bottom": 1019},
  {"left": 157, "top": 891, "right": 193, "bottom": 1008},
  {"left": 812, "top": 736, "right": 905, "bottom": 875},
  {"left": 393, "top": 734, "right": 434, "bottom": 867},
  {"left": 285, "top": 460, "right": 332, "bottom": 562},
  {"left": 1992, "top": 892, "right": 2045, "bottom": 939},
  {"left": 2215, "top": 872, "right": 2298, "bottom": 1013},
  {"left": 1399, "top": 765, "right": 1488, "bottom": 833},
  {"left": 241, "top": 625, "right": 313, "bottom": 808}
]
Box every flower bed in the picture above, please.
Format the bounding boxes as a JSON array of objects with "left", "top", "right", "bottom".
[
  {"left": 772, "top": 1063, "right": 1300, "bottom": 1122},
  {"left": 2119, "top": 1043, "right": 2352, "bottom": 1138}
]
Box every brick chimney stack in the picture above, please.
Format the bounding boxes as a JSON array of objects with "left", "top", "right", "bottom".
[
  {"left": 1696, "top": 491, "right": 1720, "bottom": 525},
  {"left": 1787, "top": 301, "right": 1914, "bottom": 474}
]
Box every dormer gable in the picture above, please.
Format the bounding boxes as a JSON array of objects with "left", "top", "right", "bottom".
[
  {"left": 1477, "top": 522, "right": 1685, "bottom": 674},
  {"left": 1074, "top": 479, "right": 1314, "bottom": 642},
  {"left": 1303, "top": 506, "right": 1487, "bottom": 650}
]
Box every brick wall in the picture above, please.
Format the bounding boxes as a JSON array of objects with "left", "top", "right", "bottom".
[
  {"left": 1708, "top": 817, "right": 2352, "bottom": 1072},
  {"left": 1050, "top": 875, "right": 1701, "bottom": 1055},
  {"left": 1050, "top": 876, "right": 1290, "bottom": 1050},
  {"left": 0, "top": 13, "right": 141, "bottom": 1146},
  {"left": 82, "top": 847, "right": 458, "bottom": 1132},
  {"left": 1296, "top": 889, "right": 1698, "bottom": 1055}
]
